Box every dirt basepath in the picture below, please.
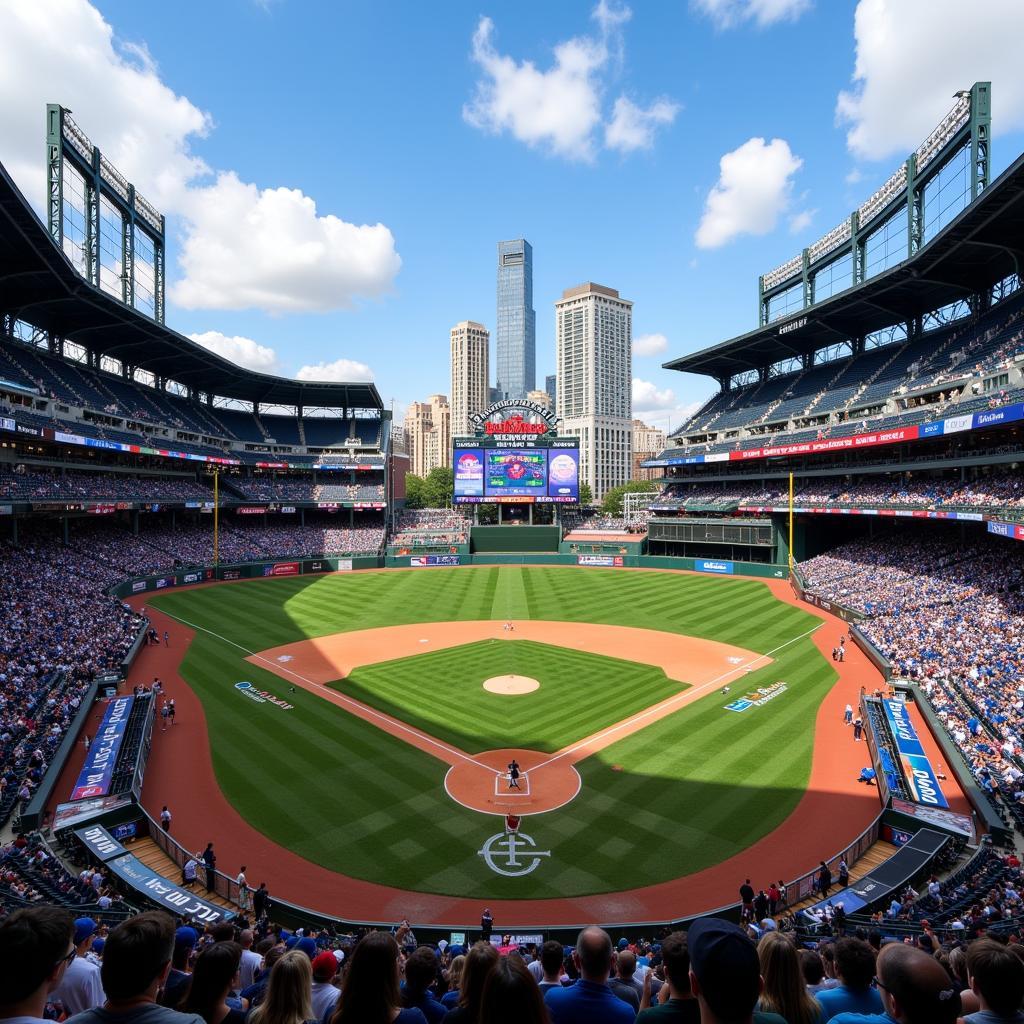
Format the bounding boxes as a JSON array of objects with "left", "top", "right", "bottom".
[{"left": 115, "top": 572, "right": 971, "bottom": 927}]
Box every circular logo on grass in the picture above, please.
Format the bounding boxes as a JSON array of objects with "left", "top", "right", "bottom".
[{"left": 477, "top": 832, "right": 551, "bottom": 877}]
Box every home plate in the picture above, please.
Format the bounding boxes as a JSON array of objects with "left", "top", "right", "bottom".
[{"left": 483, "top": 675, "right": 540, "bottom": 695}]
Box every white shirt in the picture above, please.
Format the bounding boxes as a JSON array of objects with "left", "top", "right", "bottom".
[
  {"left": 310, "top": 982, "right": 340, "bottom": 1020},
  {"left": 239, "top": 948, "right": 262, "bottom": 989},
  {"left": 51, "top": 955, "right": 105, "bottom": 1014}
]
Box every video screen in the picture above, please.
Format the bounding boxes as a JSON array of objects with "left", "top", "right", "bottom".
[{"left": 452, "top": 447, "right": 579, "bottom": 503}]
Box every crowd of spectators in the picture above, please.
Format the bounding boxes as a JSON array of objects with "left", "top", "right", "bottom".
[
  {"left": 0, "top": 529, "right": 143, "bottom": 826},
  {"left": 0, "top": 467, "right": 214, "bottom": 503},
  {"left": 800, "top": 532, "right": 1024, "bottom": 810},
  {"left": 390, "top": 510, "right": 470, "bottom": 547},
  {"left": 7, "top": 900, "right": 1024, "bottom": 1024},
  {"left": 230, "top": 478, "right": 385, "bottom": 503}
]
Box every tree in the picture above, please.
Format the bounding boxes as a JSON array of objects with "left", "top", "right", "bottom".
[
  {"left": 578, "top": 482, "right": 593, "bottom": 506},
  {"left": 601, "top": 480, "right": 658, "bottom": 516},
  {"left": 423, "top": 466, "right": 455, "bottom": 508},
  {"left": 403, "top": 473, "right": 426, "bottom": 509}
]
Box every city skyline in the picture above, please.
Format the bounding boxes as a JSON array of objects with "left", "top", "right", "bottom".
[{"left": 495, "top": 238, "right": 536, "bottom": 402}]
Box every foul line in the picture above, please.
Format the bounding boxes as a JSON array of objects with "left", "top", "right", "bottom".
[
  {"left": 153, "top": 609, "right": 501, "bottom": 775},
  {"left": 526, "top": 622, "right": 825, "bottom": 774}
]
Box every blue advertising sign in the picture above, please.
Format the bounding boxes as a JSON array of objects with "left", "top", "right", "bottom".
[
  {"left": 881, "top": 699, "right": 948, "bottom": 808},
  {"left": 105, "top": 854, "right": 234, "bottom": 923},
  {"left": 972, "top": 401, "right": 1024, "bottom": 431},
  {"left": 74, "top": 824, "right": 128, "bottom": 862},
  {"left": 71, "top": 696, "right": 134, "bottom": 800},
  {"left": 695, "top": 559, "right": 734, "bottom": 575},
  {"left": 410, "top": 555, "right": 461, "bottom": 567}
]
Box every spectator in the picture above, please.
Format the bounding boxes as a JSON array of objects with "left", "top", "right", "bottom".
[
  {"left": 685, "top": 918, "right": 786, "bottom": 1024},
  {"left": 309, "top": 952, "right": 340, "bottom": 1021},
  {"left": 66, "top": 910, "right": 205, "bottom": 1024},
  {"left": 400, "top": 947, "right": 444, "bottom": 1024},
  {"left": 248, "top": 951, "right": 316, "bottom": 1024},
  {"left": 51, "top": 917, "right": 105, "bottom": 1015},
  {"left": 757, "top": 933, "right": 823, "bottom": 1024},
  {"left": 160, "top": 928, "right": 198, "bottom": 1009},
  {"left": 815, "top": 938, "right": 882, "bottom": 1021},
  {"left": 537, "top": 942, "right": 566, "bottom": 995},
  {"left": 441, "top": 941, "right": 499, "bottom": 1024},
  {"left": 440, "top": 954, "right": 465, "bottom": 1009},
  {"left": 609, "top": 950, "right": 642, "bottom": 1012},
  {"left": 964, "top": 938, "right": 1024, "bottom": 1024},
  {"left": 636, "top": 931, "right": 696, "bottom": 1022},
  {"left": 238, "top": 932, "right": 262, "bottom": 992},
  {"left": 327, "top": 931, "right": 426, "bottom": 1024},
  {"left": 478, "top": 955, "right": 551, "bottom": 1024},
  {"left": 0, "top": 905, "right": 75, "bottom": 1024},
  {"left": 829, "top": 943, "right": 959, "bottom": 1024},
  {"left": 179, "top": 942, "right": 246, "bottom": 1024},
  {"left": 544, "top": 928, "right": 635, "bottom": 1024}
]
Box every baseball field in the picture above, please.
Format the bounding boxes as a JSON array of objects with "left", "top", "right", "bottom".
[{"left": 145, "top": 565, "right": 843, "bottom": 904}]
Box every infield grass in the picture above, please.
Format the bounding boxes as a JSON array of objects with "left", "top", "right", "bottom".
[{"left": 149, "top": 566, "right": 835, "bottom": 899}]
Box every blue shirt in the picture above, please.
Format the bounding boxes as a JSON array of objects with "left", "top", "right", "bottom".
[
  {"left": 544, "top": 979, "right": 637, "bottom": 1024},
  {"left": 828, "top": 1014, "right": 896, "bottom": 1024},
  {"left": 817, "top": 986, "right": 885, "bottom": 1021}
]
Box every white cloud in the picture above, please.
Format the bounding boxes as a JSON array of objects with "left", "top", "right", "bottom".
[
  {"left": 605, "top": 96, "right": 680, "bottom": 153},
  {"left": 692, "top": 0, "right": 811, "bottom": 30},
  {"left": 632, "top": 377, "right": 677, "bottom": 410},
  {"left": 0, "top": 0, "right": 400, "bottom": 315},
  {"left": 789, "top": 208, "right": 816, "bottom": 234},
  {"left": 171, "top": 174, "right": 401, "bottom": 313},
  {"left": 837, "top": 0, "right": 1024, "bottom": 161},
  {"left": 295, "top": 358, "right": 375, "bottom": 383},
  {"left": 844, "top": 167, "right": 864, "bottom": 185},
  {"left": 695, "top": 137, "right": 803, "bottom": 249},
  {"left": 632, "top": 333, "right": 669, "bottom": 357},
  {"left": 464, "top": 2, "right": 675, "bottom": 161},
  {"left": 188, "top": 331, "right": 280, "bottom": 372}
]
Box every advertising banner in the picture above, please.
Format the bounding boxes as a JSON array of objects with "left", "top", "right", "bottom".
[
  {"left": 973, "top": 401, "right": 1024, "bottom": 430},
  {"left": 74, "top": 824, "right": 128, "bottom": 862},
  {"left": 891, "top": 798, "right": 974, "bottom": 837},
  {"left": 410, "top": 555, "right": 461, "bottom": 567},
  {"left": 105, "top": 854, "right": 233, "bottom": 923},
  {"left": 262, "top": 561, "right": 300, "bottom": 577},
  {"left": 71, "top": 696, "right": 134, "bottom": 800},
  {"left": 882, "top": 699, "right": 948, "bottom": 808},
  {"left": 153, "top": 577, "right": 175, "bottom": 590},
  {"left": 453, "top": 448, "right": 485, "bottom": 499},
  {"left": 695, "top": 559, "right": 734, "bottom": 574},
  {"left": 576, "top": 555, "right": 624, "bottom": 567},
  {"left": 0, "top": 416, "right": 15, "bottom": 431}
]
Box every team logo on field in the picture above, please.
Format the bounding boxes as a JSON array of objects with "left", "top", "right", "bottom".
[
  {"left": 478, "top": 832, "right": 551, "bottom": 877},
  {"left": 724, "top": 681, "right": 788, "bottom": 712}
]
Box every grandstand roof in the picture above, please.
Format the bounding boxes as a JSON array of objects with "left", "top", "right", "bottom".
[
  {"left": 0, "top": 161, "right": 382, "bottom": 410},
  {"left": 666, "top": 150, "right": 1024, "bottom": 380}
]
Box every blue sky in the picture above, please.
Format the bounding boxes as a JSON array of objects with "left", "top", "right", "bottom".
[{"left": 2, "top": 0, "right": 1023, "bottom": 431}]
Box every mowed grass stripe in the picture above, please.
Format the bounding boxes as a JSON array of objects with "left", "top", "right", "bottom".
[{"left": 152, "top": 567, "right": 837, "bottom": 899}]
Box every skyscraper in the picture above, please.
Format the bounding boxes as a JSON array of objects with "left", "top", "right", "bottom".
[
  {"left": 405, "top": 394, "right": 451, "bottom": 478},
  {"left": 555, "top": 283, "right": 632, "bottom": 500},
  {"left": 545, "top": 374, "right": 557, "bottom": 410},
  {"left": 496, "top": 239, "right": 536, "bottom": 401},
  {"left": 450, "top": 321, "right": 490, "bottom": 436}
]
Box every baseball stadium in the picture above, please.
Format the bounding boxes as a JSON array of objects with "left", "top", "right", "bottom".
[{"left": 5, "top": 66, "right": 1024, "bottom": 975}]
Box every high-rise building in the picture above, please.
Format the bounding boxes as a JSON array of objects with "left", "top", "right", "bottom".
[
  {"left": 405, "top": 394, "right": 451, "bottom": 478},
  {"left": 496, "top": 239, "right": 536, "bottom": 401},
  {"left": 526, "top": 389, "right": 552, "bottom": 412},
  {"left": 555, "top": 282, "right": 632, "bottom": 500},
  {"left": 632, "top": 418, "right": 666, "bottom": 480},
  {"left": 450, "top": 321, "right": 490, "bottom": 436},
  {"left": 545, "top": 374, "right": 557, "bottom": 410}
]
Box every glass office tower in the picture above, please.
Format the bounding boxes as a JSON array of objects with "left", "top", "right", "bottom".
[{"left": 496, "top": 239, "right": 536, "bottom": 401}]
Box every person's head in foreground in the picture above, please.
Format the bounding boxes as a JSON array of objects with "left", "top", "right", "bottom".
[
  {"left": 687, "top": 918, "right": 764, "bottom": 1024},
  {"left": 100, "top": 911, "right": 177, "bottom": 1006},
  {"left": 479, "top": 954, "right": 551, "bottom": 1024},
  {"left": 967, "top": 938, "right": 1024, "bottom": 1020},
  {"left": 574, "top": 926, "right": 614, "bottom": 982},
  {"left": 251, "top": 949, "right": 313, "bottom": 1024},
  {"left": 0, "top": 906, "right": 75, "bottom": 1021},
  {"left": 757, "top": 931, "right": 821, "bottom": 1024}
]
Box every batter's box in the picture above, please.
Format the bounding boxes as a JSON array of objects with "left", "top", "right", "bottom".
[{"left": 497, "top": 772, "right": 531, "bottom": 797}]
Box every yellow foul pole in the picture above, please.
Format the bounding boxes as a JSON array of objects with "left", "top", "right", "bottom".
[
  {"left": 788, "top": 471, "right": 794, "bottom": 574},
  {"left": 213, "top": 469, "right": 219, "bottom": 566}
]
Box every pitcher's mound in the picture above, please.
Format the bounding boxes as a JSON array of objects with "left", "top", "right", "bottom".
[{"left": 483, "top": 675, "right": 540, "bottom": 695}]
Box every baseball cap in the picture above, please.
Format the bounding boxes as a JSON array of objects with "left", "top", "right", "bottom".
[
  {"left": 175, "top": 926, "right": 199, "bottom": 948},
  {"left": 312, "top": 951, "right": 339, "bottom": 980},
  {"left": 295, "top": 936, "right": 318, "bottom": 960},
  {"left": 617, "top": 938, "right": 629, "bottom": 951},
  {"left": 332, "top": 949, "right": 346, "bottom": 963},
  {"left": 74, "top": 918, "right": 97, "bottom": 944},
  {"left": 90, "top": 937, "right": 105, "bottom": 955},
  {"left": 687, "top": 918, "right": 760, "bottom": 1019}
]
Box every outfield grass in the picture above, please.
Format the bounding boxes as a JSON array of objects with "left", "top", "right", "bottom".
[{"left": 150, "top": 567, "right": 834, "bottom": 899}]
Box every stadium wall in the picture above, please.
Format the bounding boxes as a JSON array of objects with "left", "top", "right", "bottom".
[{"left": 470, "top": 525, "right": 561, "bottom": 553}]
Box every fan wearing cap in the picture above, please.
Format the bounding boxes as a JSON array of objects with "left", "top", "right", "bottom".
[
  {"left": 51, "top": 917, "right": 106, "bottom": 1015},
  {"left": 684, "top": 919, "right": 786, "bottom": 1024},
  {"left": 309, "top": 953, "right": 341, "bottom": 1021},
  {"left": 828, "top": 942, "right": 961, "bottom": 1024},
  {"left": 158, "top": 928, "right": 198, "bottom": 1010}
]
